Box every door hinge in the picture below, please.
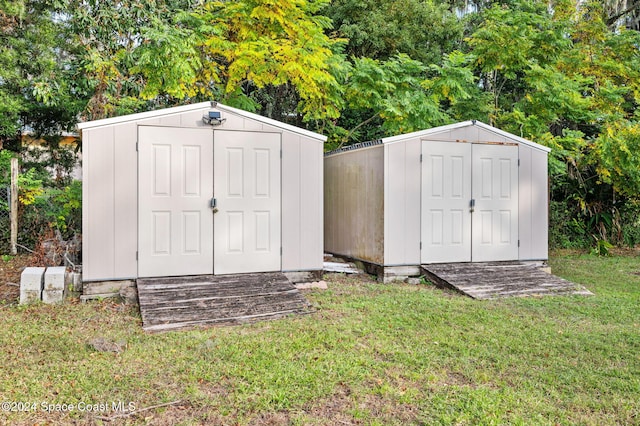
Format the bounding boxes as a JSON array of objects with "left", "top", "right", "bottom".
[
  {"left": 136, "top": 251, "right": 138, "bottom": 260},
  {"left": 280, "top": 247, "right": 283, "bottom": 255},
  {"left": 280, "top": 149, "right": 282, "bottom": 159},
  {"left": 136, "top": 141, "right": 139, "bottom": 152},
  {"left": 518, "top": 159, "right": 520, "bottom": 166},
  {"left": 420, "top": 242, "right": 422, "bottom": 249},
  {"left": 517, "top": 240, "right": 520, "bottom": 247},
  {"left": 420, "top": 154, "right": 423, "bottom": 162}
]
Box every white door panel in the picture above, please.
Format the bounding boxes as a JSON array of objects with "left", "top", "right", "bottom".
[
  {"left": 138, "top": 126, "right": 214, "bottom": 277},
  {"left": 421, "top": 141, "right": 472, "bottom": 263},
  {"left": 421, "top": 141, "right": 519, "bottom": 263},
  {"left": 214, "top": 131, "right": 281, "bottom": 274},
  {"left": 471, "top": 144, "right": 519, "bottom": 261}
]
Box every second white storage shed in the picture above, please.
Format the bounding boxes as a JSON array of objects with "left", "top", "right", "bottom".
[
  {"left": 324, "top": 120, "right": 550, "bottom": 279},
  {"left": 79, "top": 101, "right": 324, "bottom": 282}
]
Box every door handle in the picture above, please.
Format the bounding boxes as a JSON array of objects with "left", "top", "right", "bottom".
[
  {"left": 211, "top": 198, "right": 218, "bottom": 213},
  {"left": 470, "top": 199, "right": 475, "bottom": 213}
]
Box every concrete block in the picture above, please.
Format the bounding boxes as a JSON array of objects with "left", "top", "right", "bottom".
[
  {"left": 284, "top": 271, "right": 323, "bottom": 284},
  {"left": 66, "top": 271, "right": 83, "bottom": 293},
  {"left": 20, "top": 267, "right": 46, "bottom": 304},
  {"left": 43, "top": 266, "right": 66, "bottom": 304},
  {"left": 83, "top": 280, "right": 134, "bottom": 296},
  {"left": 80, "top": 293, "right": 120, "bottom": 302},
  {"left": 295, "top": 281, "right": 328, "bottom": 290},
  {"left": 42, "top": 290, "right": 64, "bottom": 304}
]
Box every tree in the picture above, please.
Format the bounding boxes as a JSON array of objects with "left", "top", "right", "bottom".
[
  {"left": 0, "top": 0, "right": 80, "bottom": 150},
  {"left": 326, "top": 0, "right": 464, "bottom": 64},
  {"left": 189, "top": 0, "right": 344, "bottom": 122}
]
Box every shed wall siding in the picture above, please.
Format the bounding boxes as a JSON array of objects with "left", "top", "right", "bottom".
[
  {"left": 83, "top": 106, "right": 324, "bottom": 281},
  {"left": 282, "top": 133, "right": 323, "bottom": 271},
  {"left": 518, "top": 145, "right": 534, "bottom": 259},
  {"left": 384, "top": 139, "right": 421, "bottom": 265},
  {"left": 324, "top": 147, "right": 384, "bottom": 264},
  {"left": 113, "top": 123, "right": 138, "bottom": 278},
  {"left": 518, "top": 145, "right": 549, "bottom": 260},
  {"left": 83, "top": 126, "right": 116, "bottom": 281},
  {"left": 530, "top": 148, "right": 549, "bottom": 259}
]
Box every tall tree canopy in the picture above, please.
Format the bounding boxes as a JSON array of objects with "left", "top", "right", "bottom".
[{"left": 1, "top": 0, "right": 640, "bottom": 245}]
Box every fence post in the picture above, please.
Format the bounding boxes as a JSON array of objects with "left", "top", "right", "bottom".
[{"left": 10, "top": 157, "right": 18, "bottom": 255}]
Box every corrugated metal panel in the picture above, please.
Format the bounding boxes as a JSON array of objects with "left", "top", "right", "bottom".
[
  {"left": 325, "top": 146, "right": 384, "bottom": 264},
  {"left": 384, "top": 138, "right": 421, "bottom": 265},
  {"left": 82, "top": 126, "right": 115, "bottom": 281}
]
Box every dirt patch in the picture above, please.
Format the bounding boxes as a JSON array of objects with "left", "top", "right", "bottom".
[{"left": 0, "top": 254, "right": 35, "bottom": 304}]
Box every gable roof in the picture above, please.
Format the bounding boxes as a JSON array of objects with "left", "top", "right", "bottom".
[
  {"left": 77, "top": 101, "right": 327, "bottom": 141},
  {"left": 383, "top": 120, "right": 551, "bottom": 153}
]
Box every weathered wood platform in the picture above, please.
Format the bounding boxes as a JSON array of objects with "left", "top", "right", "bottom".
[
  {"left": 137, "top": 272, "right": 313, "bottom": 332},
  {"left": 421, "top": 262, "right": 593, "bottom": 300}
]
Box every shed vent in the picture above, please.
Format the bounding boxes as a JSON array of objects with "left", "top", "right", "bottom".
[{"left": 325, "top": 139, "right": 383, "bottom": 156}]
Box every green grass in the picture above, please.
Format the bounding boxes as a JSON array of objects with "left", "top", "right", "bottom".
[{"left": 0, "top": 252, "right": 639, "bottom": 425}]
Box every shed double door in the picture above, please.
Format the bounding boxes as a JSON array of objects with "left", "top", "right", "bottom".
[
  {"left": 421, "top": 141, "right": 518, "bottom": 263},
  {"left": 138, "top": 126, "right": 281, "bottom": 278}
]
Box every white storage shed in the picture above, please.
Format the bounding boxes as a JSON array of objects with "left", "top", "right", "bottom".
[
  {"left": 78, "top": 101, "right": 324, "bottom": 282},
  {"left": 324, "top": 120, "right": 550, "bottom": 278}
]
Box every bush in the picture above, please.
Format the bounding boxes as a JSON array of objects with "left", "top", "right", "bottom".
[
  {"left": 619, "top": 201, "right": 640, "bottom": 247},
  {"left": 549, "top": 200, "right": 592, "bottom": 249}
]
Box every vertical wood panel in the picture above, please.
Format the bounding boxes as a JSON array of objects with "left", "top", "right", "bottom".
[
  {"left": 325, "top": 147, "right": 383, "bottom": 265},
  {"left": 281, "top": 133, "right": 301, "bottom": 270},
  {"left": 114, "top": 123, "right": 138, "bottom": 278},
  {"left": 518, "top": 146, "right": 533, "bottom": 260},
  {"left": 385, "top": 139, "right": 421, "bottom": 265},
  {"left": 403, "top": 140, "right": 422, "bottom": 265},
  {"left": 531, "top": 149, "right": 549, "bottom": 259},
  {"left": 299, "top": 137, "right": 323, "bottom": 270},
  {"left": 84, "top": 126, "right": 115, "bottom": 280}
]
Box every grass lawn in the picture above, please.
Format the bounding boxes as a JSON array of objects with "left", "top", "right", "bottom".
[{"left": 0, "top": 251, "right": 638, "bottom": 425}]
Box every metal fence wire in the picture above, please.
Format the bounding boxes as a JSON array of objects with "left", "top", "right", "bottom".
[{"left": 0, "top": 186, "right": 10, "bottom": 253}]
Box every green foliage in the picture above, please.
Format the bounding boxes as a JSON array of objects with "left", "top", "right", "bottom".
[
  {"left": 194, "top": 0, "right": 343, "bottom": 121},
  {"left": 0, "top": 0, "right": 81, "bottom": 147},
  {"left": 1, "top": 254, "right": 640, "bottom": 423},
  {"left": 16, "top": 169, "right": 43, "bottom": 206},
  {"left": 35, "top": 180, "right": 82, "bottom": 236},
  {"left": 590, "top": 238, "right": 613, "bottom": 256},
  {"left": 326, "top": 0, "right": 464, "bottom": 64},
  {"left": 549, "top": 201, "right": 591, "bottom": 249},
  {"left": 592, "top": 122, "right": 640, "bottom": 199}
]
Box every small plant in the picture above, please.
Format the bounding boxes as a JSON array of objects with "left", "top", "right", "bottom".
[
  {"left": 419, "top": 275, "right": 432, "bottom": 285},
  {"left": 1, "top": 254, "right": 13, "bottom": 262},
  {"left": 590, "top": 237, "right": 613, "bottom": 256}
]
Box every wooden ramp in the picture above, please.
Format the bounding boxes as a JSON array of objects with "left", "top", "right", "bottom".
[
  {"left": 421, "top": 262, "right": 593, "bottom": 300},
  {"left": 137, "top": 272, "right": 312, "bottom": 332}
]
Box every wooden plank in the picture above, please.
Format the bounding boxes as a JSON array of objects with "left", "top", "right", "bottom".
[
  {"left": 10, "top": 158, "right": 18, "bottom": 255},
  {"left": 323, "top": 262, "right": 360, "bottom": 274},
  {"left": 422, "top": 262, "right": 593, "bottom": 300},
  {"left": 137, "top": 272, "right": 312, "bottom": 332}
]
